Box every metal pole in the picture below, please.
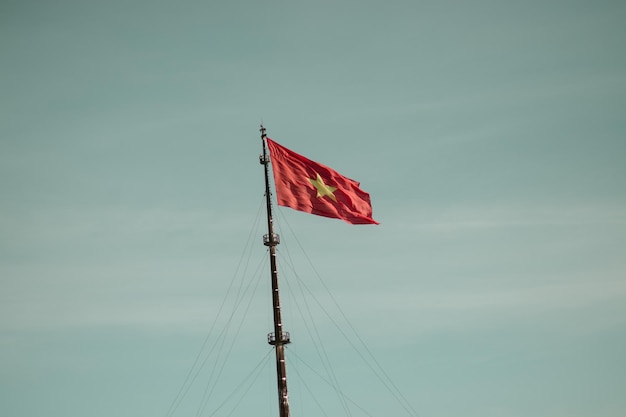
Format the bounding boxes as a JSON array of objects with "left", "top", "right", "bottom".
[{"left": 260, "top": 125, "right": 291, "bottom": 417}]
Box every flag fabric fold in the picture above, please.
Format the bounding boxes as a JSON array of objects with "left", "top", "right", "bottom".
[{"left": 266, "top": 138, "right": 379, "bottom": 225}]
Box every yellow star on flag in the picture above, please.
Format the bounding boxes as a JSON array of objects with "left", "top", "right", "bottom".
[{"left": 308, "top": 173, "right": 337, "bottom": 202}]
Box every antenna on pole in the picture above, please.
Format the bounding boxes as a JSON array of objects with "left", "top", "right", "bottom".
[{"left": 259, "top": 125, "right": 291, "bottom": 417}]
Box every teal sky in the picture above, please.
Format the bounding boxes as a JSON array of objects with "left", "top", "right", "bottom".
[{"left": 2, "top": 1, "right": 625, "bottom": 416}]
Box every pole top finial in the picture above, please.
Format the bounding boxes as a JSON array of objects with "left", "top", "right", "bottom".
[{"left": 260, "top": 124, "right": 267, "bottom": 139}]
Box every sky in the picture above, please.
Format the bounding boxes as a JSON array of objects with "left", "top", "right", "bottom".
[{"left": 1, "top": 0, "right": 626, "bottom": 416}]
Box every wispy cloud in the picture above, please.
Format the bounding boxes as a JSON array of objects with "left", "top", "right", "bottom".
[
  {"left": 329, "top": 276, "right": 626, "bottom": 342},
  {"left": 392, "top": 202, "right": 626, "bottom": 231}
]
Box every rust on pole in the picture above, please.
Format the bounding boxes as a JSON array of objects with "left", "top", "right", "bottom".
[{"left": 259, "top": 125, "right": 291, "bottom": 417}]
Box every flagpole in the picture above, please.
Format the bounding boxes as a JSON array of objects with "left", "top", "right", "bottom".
[{"left": 260, "top": 125, "right": 291, "bottom": 417}]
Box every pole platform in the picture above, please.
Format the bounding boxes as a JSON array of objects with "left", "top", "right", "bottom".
[
  {"left": 263, "top": 233, "right": 280, "bottom": 246},
  {"left": 267, "top": 331, "right": 291, "bottom": 345}
]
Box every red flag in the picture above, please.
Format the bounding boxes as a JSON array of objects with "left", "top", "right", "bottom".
[{"left": 266, "top": 138, "right": 379, "bottom": 225}]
